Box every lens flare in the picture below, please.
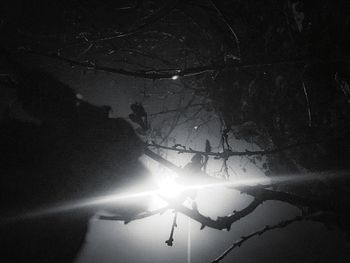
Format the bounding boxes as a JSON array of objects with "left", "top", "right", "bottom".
[
  {"left": 10, "top": 169, "right": 349, "bottom": 220},
  {"left": 157, "top": 177, "right": 182, "bottom": 198}
]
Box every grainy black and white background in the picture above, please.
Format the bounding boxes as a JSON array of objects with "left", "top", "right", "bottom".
[{"left": 1, "top": 1, "right": 350, "bottom": 262}]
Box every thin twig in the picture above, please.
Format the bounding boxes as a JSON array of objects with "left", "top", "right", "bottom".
[
  {"left": 144, "top": 149, "right": 334, "bottom": 212},
  {"left": 208, "top": 0, "right": 241, "bottom": 61},
  {"left": 150, "top": 103, "right": 207, "bottom": 116},
  {"left": 211, "top": 212, "right": 324, "bottom": 263},
  {"left": 147, "top": 139, "right": 325, "bottom": 158},
  {"left": 165, "top": 212, "right": 178, "bottom": 246},
  {"left": 18, "top": 49, "right": 308, "bottom": 79},
  {"left": 302, "top": 81, "right": 312, "bottom": 127},
  {"left": 64, "top": 0, "right": 182, "bottom": 46},
  {"left": 159, "top": 197, "right": 263, "bottom": 231}
]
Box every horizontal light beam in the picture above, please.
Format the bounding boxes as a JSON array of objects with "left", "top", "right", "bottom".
[
  {"left": 12, "top": 170, "right": 347, "bottom": 220},
  {"left": 12, "top": 177, "right": 270, "bottom": 220}
]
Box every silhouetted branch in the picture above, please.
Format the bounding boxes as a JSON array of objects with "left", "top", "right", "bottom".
[
  {"left": 233, "top": 184, "right": 329, "bottom": 211},
  {"left": 165, "top": 212, "right": 178, "bottom": 246},
  {"left": 211, "top": 212, "right": 324, "bottom": 263},
  {"left": 18, "top": 49, "right": 307, "bottom": 79},
  {"left": 302, "top": 81, "right": 312, "bottom": 127},
  {"left": 118, "top": 48, "right": 176, "bottom": 67},
  {"left": 165, "top": 198, "right": 263, "bottom": 231},
  {"left": 98, "top": 184, "right": 332, "bottom": 234},
  {"left": 97, "top": 149, "right": 342, "bottom": 237},
  {"left": 98, "top": 206, "right": 168, "bottom": 224},
  {"left": 144, "top": 147, "right": 337, "bottom": 212},
  {"left": 147, "top": 140, "right": 324, "bottom": 158},
  {"left": 149, "top": 103, "right": 207, "bottom": 116},
  {"left": 163, "top": 183, "right": 331, "bottom": 231},
  {"left": 98, "top": 196, "right": 261, "bottom": 231},
  {"left": 94, "top": 0, "right": 182, "bottom": 41},
  {"left": 61, "top": 0, "right": 182, "bottom": 47},
  {"left": 208, "top": 0, "right": 241, "bottom": 61}
]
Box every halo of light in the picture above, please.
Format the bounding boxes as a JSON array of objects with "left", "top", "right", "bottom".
[{"left": 157, "top": 176, "right": 182, "bottom": 198}]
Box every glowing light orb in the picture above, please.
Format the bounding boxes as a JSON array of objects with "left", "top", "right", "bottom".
[{"left": 157, "top": 176, "right": 182, "bottom": 198}]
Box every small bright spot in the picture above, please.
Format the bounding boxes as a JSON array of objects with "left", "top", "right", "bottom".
[
  {"left": 194, "top": 125, "right": 198, "bottom": 131},
  {"left": 171, "top": 75, "right": 179, "bottom": 80}
]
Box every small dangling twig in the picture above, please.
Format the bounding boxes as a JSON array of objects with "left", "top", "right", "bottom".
[
  {"left": 302, "top": 81, "right": 312, "bottom": 127},
  {"left": 165, "top": 212, "right": 178, "bottom": 246}
]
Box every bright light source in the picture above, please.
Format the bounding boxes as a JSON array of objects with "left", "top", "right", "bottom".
[
  {"left": 17, "top": 170, "right": 350, "bottom": 221},
  {"left": 171, "top": 75, "right": 179, "bottom": 80},
  {"left": 20, "top": 176, "right": 273, "bottom": 219},
  {"left": 157, "top": 176, "right": 182, "bottom": 198},
  {"left": 154, "top": 168, "right": 182, "bottom": 199}
]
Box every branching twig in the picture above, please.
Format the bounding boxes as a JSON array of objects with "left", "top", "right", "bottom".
[
  {"left": 169, "top": 198, "right": 263, "bottom": 231},
  {"left": 144, "top": 149, "right": 334, "bottom": 212},
  {"left": 147, "top": 139, "right": 324, "bottom": 158},
  {"left": 17, "top": 49, "right": 308, "bottom": 79},
  {"left": 98, "top": 149, "right": 341, "bottom": 235},
  {"left": 211, "top": 212, "right": 324, "bottom": 263},
  {"left": 163, "top": 185, "right": 330, "bottom": 231},
  {"left": 232, "top": 184, "right": 327, "bottom": 210},
  {"left": 158, "top": 90, "right": 190, "bottom": 143},
  {"left": 165, "top": 212, "right": 178, "bottom": 246},
  {"left": 65, "top": 0, "right": 182, "bottom": 45}
]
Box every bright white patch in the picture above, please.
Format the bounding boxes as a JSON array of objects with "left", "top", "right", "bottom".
[
  {"left": 22, "top": 173, "right": 328, "bottom": 220},
  {"left": 157, "top": 176, "right": 182, "bottom": 198}
]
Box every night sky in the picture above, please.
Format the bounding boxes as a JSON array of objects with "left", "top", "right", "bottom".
[{"left": 1, "top": 1, "right": 350, "bottom": 263}]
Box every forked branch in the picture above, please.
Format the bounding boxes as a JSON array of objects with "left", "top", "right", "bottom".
[{"left": 211, "top": 212, "right": 326, "bottom": 263}]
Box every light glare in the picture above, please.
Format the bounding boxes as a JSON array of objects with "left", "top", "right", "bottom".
[
  {"left": 19, "top": 174, "right": 332, "bottom": 220},
  {"left": 157, "top": 177, "right": 182, "bottom": 198}
]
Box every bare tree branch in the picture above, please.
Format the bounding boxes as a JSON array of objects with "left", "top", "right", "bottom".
[
  {"left": 233, "top": 184, "right": 328, "bottom": 210},
  {"left": 302, "top": 81, "right": 312, "bottom": 127},
  {"left": 98, "top": 206, "right": 169, "bottom": 224},
  {"left": 64, "top": 0, "right": 182, "bottom": 46},
  {"left": 144, "top": 149, "right": 335, "bottom": 212},
  {"left": 208, "top": 0, "right": 241, "bottom": 61},
  {"left": 165, "top": 198, "right": 263, "bottom": 231},
  {"left": 97, "top": 196, "right": 261, "bottom": 232},
  {"left": 149, "top": 103, "right": 207, "bottom": 116},
  {"left": 118, "top": 48, "right": 176, "bottom": 67},
  {"left": 165, "top": 212, "right": 178, "bottom": 246},
  {"left": 147, "top": 139, "right": 325, "bottom": 158},
  {"left": 161, "top": 185, "right": 330, "bottom": 232},
  {"left": 17, "top": 49, "right": 308, "bottom": 79},
  {"left": 211, "top": 212, "right": 325, "bottom": 263},
  {"left": 97, "top": 0, "right": 182, "bottom": 40}
]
